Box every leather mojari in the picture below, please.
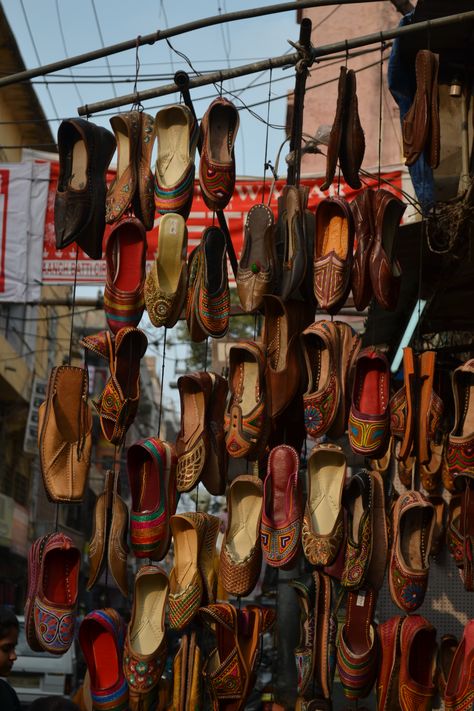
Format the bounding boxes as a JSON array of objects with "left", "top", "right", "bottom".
[
  {"left": 280, "top": 185, "right": 308, "bottom": 302},
  {"left": 199, "top": 603, "right": 275, "bottom": 711},
  {"left": 444, "top": 619, "right": 474, "bottom": 711},
  {"left": 224, "top": 341, "right": 269, "bottom": 460},
  {"left": 127, "top": 438, "right": 177, "bottom": 560},
  {"left": 261, "top": 445, "right": 302, "bottom": 569},
  {"left": 55, "top": 118, "right": 116, "bottom": 259},
  {"left": 399, "top": 615, "right": 437, "bottom": 711},
  {"left": 450, "top": 472, "right": 474, "bottom": 591},
  {"left": 313, "top": 196, "right": 354, "bottom": 315},
  {"left": 340, "top": 469, "right": 373, "bottom": 591},
  {"left": 25, "top": 532, "right": 80, "bottom": 654},
  {"left": 389, "top": 491, "right": 435, "bottom": 612},
  {"left": 79, "top": 608, "right": 129, "bottom": 711},
  {"left": 87, "top": 469, "right": 129, "bottom": 597},
  {"left": 170, "top": 630, "right": 202, "bottom": 711},
  {"left": 370, "top": 188, "right": 406, "bottom": 311},
  {"left": 402, "top": 49, "right": 440, "bottom": 169},
  {"left": 351, "top": 188, "right": 376, "bottom": 312},
  {"left": 237, "top": 203, "right": 276, "bottom": 313},
  {"left": 219, "top": 475, "right": 263, "bottom": 598},
  {"left": 447, "top": 358, "right": 474, "bottom": 477},
  {"left": 337, "top": 589, "right": 378, "bottom": 701},
  {"left": 123, "top": 565, "right": 169, "bottom": 711},
  {"left": 38, "top": 365, "right": 92, "bottom": 503}
]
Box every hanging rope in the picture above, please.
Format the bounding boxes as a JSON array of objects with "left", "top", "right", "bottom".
[
  {"left": 262, "top": 67, "right": 273, "bottom": 202},
  {"left": 377, "top": 37, "right": 385, "bottom": 187},
  {"left": 67, "top": 248, "right": 80, "bottom": 364},
  {"left": 157, "top": 327, "right": 167, "bottom": 436}
]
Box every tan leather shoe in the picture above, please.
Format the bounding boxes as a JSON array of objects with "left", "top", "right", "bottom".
[
  {"left": 87, "top": 470, "right": 113, "bottom": 594},
  {"left": 106, "top": 111, "right": 140, "bottom": 224},
  {"left": 38, "top": 365, "right": 92, "bottom": 503},
  {"left": 237, "top": 204, "right": 276, "bottom": 313},
  {"left": 369, "top": 189, "right": 405, "bottom": 312},
  {"left": 176, "top": 372, "right": 213, "bottom": 492},
  {"left": 169, "top": 513, "right": 205, "bottom": 629},
  {"left": 108, "top": 470, "right": 129, "bottom": 597}
]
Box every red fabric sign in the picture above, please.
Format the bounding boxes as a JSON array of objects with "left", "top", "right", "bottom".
[{"left": 41, "top": 161, "right": 402, "bottom": 285}]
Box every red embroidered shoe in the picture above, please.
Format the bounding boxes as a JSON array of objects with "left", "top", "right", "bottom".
[
  {"left": 447, "top": 358, "right": 474, "bottom": 477},
  {"left": 154, "top": 104, "right": 198, "bottom": 220},
  {"left": 261, "top": 445, "right": 302, "bottom": 569},
  {"left": 388, "top": 491, "right": 435, "bottom": 612},
  {"left": 444, "top": 619, "right": 474, "bottom": 711},
  {"left": 398, "top": 614, "right": 437, "bottom": 711},
  {"left": 377, "top": 615, "right": 403, "bottom": 711},
  {"left": 104, "top": 216, "right": 147, "bottom": 334},
  {"left": 123, "top": 565, "right": 169, "bottom": 711},
  {"left": 199, "top": 97, "right": 240, "bottom": 211},
  {"left": 25, "top": 533, "right": 80, "bottom": 654},
  {"left": 79, "top": 608, "right": 129, "bottom": 711},
  {"left": 128, "top": 438, "right": 177, "bottom": 560}
]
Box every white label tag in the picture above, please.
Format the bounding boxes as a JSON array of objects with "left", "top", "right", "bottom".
[{"left": 356, "top": 591, "right": 366, "bottom": 607}]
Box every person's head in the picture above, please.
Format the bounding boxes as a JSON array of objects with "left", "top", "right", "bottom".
[
  {"left": 0, "top": 606, "right": 19, "bottom": 676},
  {"left": 29, "top": 697, "right": 80, "bottom": 711}
]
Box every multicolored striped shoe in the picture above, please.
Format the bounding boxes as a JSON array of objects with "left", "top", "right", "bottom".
[
  {"left": 199, "top": 97, "right": 239, "bottom": 211},
  {"left": 194, "top": 226, "right": 230, "bottom": 339},
  {"left": 79, "top": 608, "right": 128, "bottom": 711},
  {"left": 154, "top": 104, "right": 198, "bottom": 220},
  {"left": 337, "top": 589, "right": 378, "bottom": 701},
  {"left": 127, "top": 438, "right": 177, "bottom": 560},
  {"left": 104, "top": 216, "right": 147, "bottom": 335}
]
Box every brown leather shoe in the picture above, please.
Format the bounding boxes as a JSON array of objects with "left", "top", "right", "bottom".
[
  {"left": 339, "top": 69, "right": 365, "bottom": 190},
  {"left": 320, "top": 67, "right": 347, "bottom": 191},
  {"left": 199, "top": 97, "right": 239, "bottom": 211},
  {"left": 447, "top": 359, "right": 474, "bottom": 478},
  {"left": 377, "top": 615, "right": 403, "bottom": 711},
  {"left": 280, "top": 185, "right": 308, "bottom": 302},
  {"left": 55, "top": 118, "right": 116, "bottom": 259},
  {"left": 201, "top": 373, "right": 228, "bottom": 496},
  {"left": 237, "top": 204, "right": 276, "bottom": 313},
  {"left": 398, "top": 615, "right": 437, "bottom": 711},
  {"left": 369, "top": 189, "right": 405, "bottom": 311},
  {"left": 38, "top": 365, "right": 92, "bottom": 503},
  {"left": 87, "top": 470, "right": 113, "bottom": 594},
  {"left": 351, "top": 189, "right": 375, "bottom": 311},
  {"left": 108, "top": 470, "right": 129, "bottom": 597},
  {"left": 133, "top": 111, "right": 156, "bottom": 230},
  {"left": 314, "top": 196, "right": 354, "bottom": 314},
  {"left": 176, "top": 371, "right": 213, "bottom": 492},
  {"left": 331, "top": 321, "right": 361, "bottom": 439},
  {"left": 403, "top": 49, "right": 440, "bottom": 169},
  {"left": 106, "top": 111, "right": 141, "bottom": 224}
]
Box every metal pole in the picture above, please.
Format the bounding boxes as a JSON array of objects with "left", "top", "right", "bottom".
[
  {"left": 0, "top": 0, "right": 381, "bottom": 90},
  {"left": 77, "top": 10, "right": 474, "bottom": 116}
]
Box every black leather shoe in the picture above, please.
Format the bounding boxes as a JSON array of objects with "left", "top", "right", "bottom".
[{"left": 54, "top": 118, "right": 116, "bottom": 259}]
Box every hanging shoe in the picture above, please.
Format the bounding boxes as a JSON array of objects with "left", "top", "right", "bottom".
[
  {"left": 25, "top": 532, "right": 80, "bottom": 654},
  {"left": 144, "top": 213, "right": 188, "bottom": 329},
  {"left": 452, "top": 472, "right": 474, "bottom": 591},
  {"left": 403, "top": 49, "right": 440, "bottom": 169},
  {"left": 369, "top": 189, "right": 406, "bottom": 311},
  {"left": 365, "top": 470, "right": 389, "bottom": 592},
  {"left": 237, "top": 203, "right": 276, "bottom": 312},
  {"left": 437, "top": 634, "right": 458, "bottom": 700},
  {"left": 169, "top": 513, "right": 205, "bottom": 630},
  {"left": 194, "top": 226, "right": 230, "bottom": 339},
  {"left": 224, "top": 341, "right": 269, "bottom": 460},
  {"left": 320, "top": 67, "right": 347, "bottom": 191},
  {"left": 302, "top": 443, "right": 346, "bottom": 567},
  {"left": 261, "top": 445, "right": 302, "bottom": 569},
  {"left": 351, "top": 188, "right": 375, "bottom": 312},
  {"left": 55, "top": 118, "right": 116, "bottom": 259},
  {"left": 388, "top": 491, "right": 435, "bottom": 612},
  {"left": 38, "top": 365, "right": 92, "bottom": 503},
  {"left": 313, "top": 196, "right": 354, "bottom": 315},
  {"left": 340, "top": 470, "right": 374, "bottom": 591},
  {"left": 201, "top": 372, "right": 228, "bottom": 496},
  {"left": 376, "top": 615, "right": 403, "bottom": 711},
  {"left": 331, "top": 320, "right": 361, "bottom": 439},
  {"left": 105, "top": 111, "right": 140, "bottom": 224},
  {"left": 175, "top": 371, "right": 213, "bottom": 492},
  {"left": 220, "top": 475, "right": 263, "bottom": 598},
  {"left": 127, "top": 438, "right": 177, "bottom": 560},
  {"left": 447, "top": 358, "right": 474, "bottom": 477},
  {"left": 123, "top": 565, "right": 169, "bottom": 711},
  {"left": 444, "top": 620, "right": 474, "bottom": 711},
  {"left": 337, "top": 589, "right": 378, "bottom": 701},
  {"left": 134, "top": 111, "right": 156, "bottom": 230},
  {"left": 348, "top": 347, "right": 390, "bottom": 458},
  {"left": 339, "top": 69, "right": 365, "bottom": 189},
  {"left": 91, "top": 327, "right": 148, "bottom": 446},
  {"left": 398, "top": 615, "right": 437, "bottom": 711},
  {"left": 279, "top": 185, "right": 308, "bottom": 302},
  {"left": 104, "top": 216, "right": 147, "bottom": 334},
  {"left": 185, "top": 245, "right": 207, "bottom": 343},
  {"left": 195, "top": 512, "right": 220, "bottom": 605},
  {"left": 79, "top": 608, "right": 129, "bottom": 711},
  {"left": 170, "top": 631, "right": 202, "bottom": 711},
  {"left": 154, "top": 104, "right": 198, "bottom": 220},
  {"left": 199, "top": 97, "right": 240, "bottom": 211},
  {"left": 301, "top": 320, "right": 341, "bottom": 439}
]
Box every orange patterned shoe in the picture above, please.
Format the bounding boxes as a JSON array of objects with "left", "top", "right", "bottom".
[
  {"left": 445, "top": 620, "right": 474, "bottom": 711},
  {"left": 224, "top": 341, "right": 268, "bottom": 460},
  {"left": 154, "top": 104, "right": 198, "bottom": 220},
  {"left": 199, "top": 97, "right": 239, "bottom": 211},
  {"left": 169, "top": 513, "right": 205, "bottom": 630},
  {"left": 104, "top": 216, "right": 147, "bottom": 334},
  {"left": 398, "top": 614, "right": 437, "bottom": 711},
  {"left": 194, "top": 226, "right": 230, "bottom": 339}
]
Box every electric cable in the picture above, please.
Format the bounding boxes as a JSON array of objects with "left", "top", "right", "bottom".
[
  {"left": 54, "top": 0, "right": 84, "bottom": 105},
  {"left": 89, "top": 0, "right": 118, "bottom": 99}
]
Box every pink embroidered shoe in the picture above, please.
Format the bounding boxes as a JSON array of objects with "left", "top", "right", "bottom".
[
  {"left": 25, "top": 532, "right": 80, "bottom": 654},
  {"left": 261, "top": 445, "right": 302, "bottom": 568},
  {"left": 127, "top": 438, "right": 177, "bottom": 560}
]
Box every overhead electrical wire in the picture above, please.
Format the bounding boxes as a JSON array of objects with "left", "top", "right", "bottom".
[
  {"left": 89, "top": 0, "right": 118, "bottom": 98},
  {"left": 54, "top": 0, "right": 84, "bottom": 105}
]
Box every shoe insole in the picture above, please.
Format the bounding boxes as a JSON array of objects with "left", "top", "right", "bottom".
[
  {"left": 43, "top": 548, "right": 79, "bottom": 605},
  {"left": 111, "top": 225, "right": 142, "bottom": 292},
  {"left": 90, "top": 623, "right": 119, "bottom": 690},
  {"left": 115, "top": 334, "right": 141, "bottom": 399},
  {"left": 204, "top": 229, "right": 225, "bottom": 294},
  {"left": 209, "top": 104, "right": 236, "bottom": 162},
  {"left": 131, "top": 574, "right": 167, "bottom": 655},
  {"left": 156, "top": 107, "right": 189, "bottom": 185},
  {"left": 242, "top": 206, "right": 271, "bottom": 269},
  {"left": 356, "top": 360, "right": 387, "bottom": 416},
  {"left": 239, "top": 360, "right": 258, "bottom": 416},
  {"left": 69, "top": 139, "right": 87, "bottom": 190},
  {"left": 303, "top": 334, "right": 326, "bottom": 394},
  {"left": 53, "top": 369, "right": 84, "bottom": 442},
  {"left": 400, "top": 507, "right": 432, "bottom": 570},
  {"left": 172, "top": 522, "right": 197, "bottom": 590},
  {"left": 309, "top": 452, "right": 345, "bottom": 535},
  {"left": 345, "top": 589, "right": 374, "bottom": 656},
  {"left": 408, "top": 627, "right": 435, "bottom": 686},
  {"left": 156, "top": 214, "right": 185, "bottom": 293},
  {"left": 320, "top": 211, "right": 348, "bottom": 259},
  {"left": 227, "top": 481, "right": 261, "bottom": 561},
  {"left": 137, "top": 459, "right": 159, "bottom": 512},
  {"left": 116, "top": 125, "right": 131, "bottom": 181},
  {"left": 182, "top": 390, "right": 205, "bottom": 449},
  {"left": 459, "top": 372, "right": 474, "bottom": 437}
]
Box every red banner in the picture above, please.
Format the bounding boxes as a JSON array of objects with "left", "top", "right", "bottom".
[{"left": 41, "top": 161, "right": 402, "bottom": 285}]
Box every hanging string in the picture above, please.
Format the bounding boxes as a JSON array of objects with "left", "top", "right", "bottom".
[
  {"left": 67, "top": 248, "right": 80, "bottom": 364},
  {"left": 262, "top": 67, "right": 273, "bottom": 202},
  {"left": 157, "top": 328, "right": 167, "bottom": 437},
  {"left": 195, "top": 482, "right": 199, "bottom": 512},
  {"left": 203, "top": 337, "right": 209, "bottom": 372},
  {"left": 54, "top": 504, "right": 59, "bottom": 532},
  {"left": 132, "top": 36, "right": 143, "bottom": 111},
  {"left": 337, "top": 42, "right": 350, "bottom": 196},
  {"left": 377, "top": 37, "right": 385, "bottom": 188}
]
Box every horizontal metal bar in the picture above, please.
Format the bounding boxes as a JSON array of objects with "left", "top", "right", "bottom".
[
  {"left": 78, "top": 9, "right": 474, "bottom": 116},
  {"left": 0, "top": 0, "right": 379, "bottom": 90}
]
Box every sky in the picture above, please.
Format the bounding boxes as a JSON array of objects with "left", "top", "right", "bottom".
[{"left": 1, "top": 0, "right": 304, "bottom": 412}]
